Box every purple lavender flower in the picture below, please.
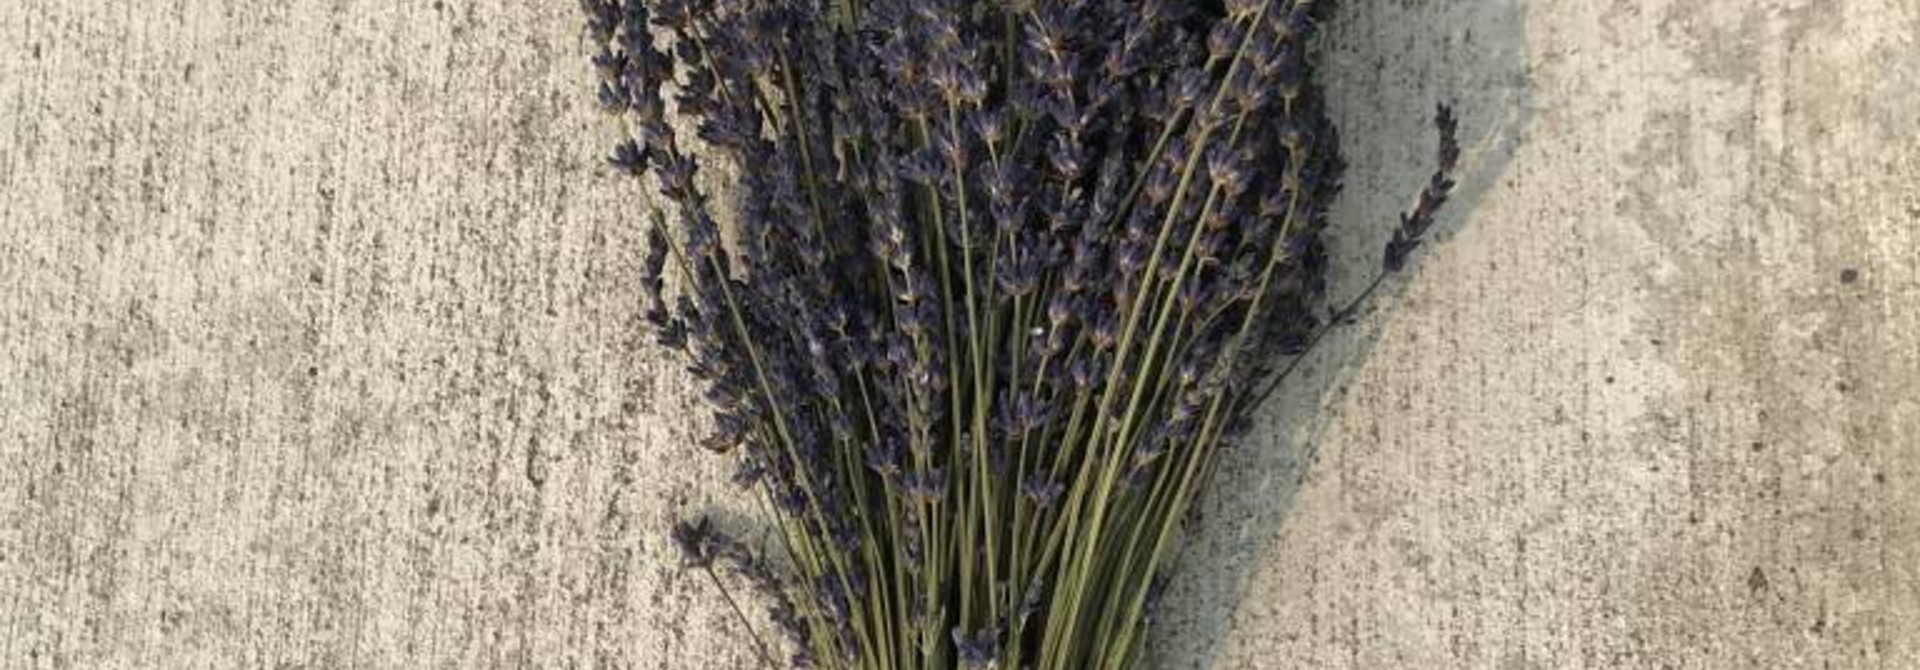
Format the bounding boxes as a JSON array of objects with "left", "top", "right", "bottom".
[{"left": 582, "top": 0, "right": 1461, "bottom": 666}]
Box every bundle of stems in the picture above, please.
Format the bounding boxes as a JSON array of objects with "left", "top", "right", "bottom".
[{"left": 581, "top": 0, "right": 1458, "bottom": 667}]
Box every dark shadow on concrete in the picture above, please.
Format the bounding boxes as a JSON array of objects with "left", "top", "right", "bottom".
[{"left": 1154, "top": 1, "right": 1535, "bottom": 666}]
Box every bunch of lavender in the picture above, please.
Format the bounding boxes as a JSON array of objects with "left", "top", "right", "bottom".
[{"left": 582, "top": 0, "right": 1457, "bottom": 667}]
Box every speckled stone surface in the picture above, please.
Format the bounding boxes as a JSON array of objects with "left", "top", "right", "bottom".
[{"left": 2, "top": 1, "right": 1915, "bottom": 668}]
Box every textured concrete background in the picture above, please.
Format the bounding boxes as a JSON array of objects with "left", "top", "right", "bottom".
[{"left": 1, "top": 1, "right": 1914, "bottom": 669}]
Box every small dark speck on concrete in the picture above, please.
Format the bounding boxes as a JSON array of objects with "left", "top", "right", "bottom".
[
  {"left": 433, "top": 0, "right": 444, "bottom": 10},
  {"left": 1840, "top": 268, "right": 1860, "bottom": 284},
  {"left": 30, "top": 43, "right": 41, "bottom": 59},
  {"left": 1751, "top": 441, "right": 1765, "bottom": 453},
  {"left": 1835, "top": 381, "right": 1850, "bottom": 393},
  {"left": 1605, "top": 375, "right": 1616, "bottom": 384},
  {"left": 1747, "top": 566, "right": 1769, "bottom": 594},
  {"left": 1875, "top": 472, "right": 1887, "bottom": 484},
  {"left": 309, "top": 270, "right": 324, "bottom": 285},
  {"left": 307, "top": 366, "right": 319, "bottom": 378}
]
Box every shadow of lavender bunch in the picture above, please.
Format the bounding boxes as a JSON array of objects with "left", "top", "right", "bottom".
[
  {"left": 579, "top": 0, "right": 1487, "bottom": 667},
  {"left": 1153, "top": 0, "right": 1533, "bottom": 666}
]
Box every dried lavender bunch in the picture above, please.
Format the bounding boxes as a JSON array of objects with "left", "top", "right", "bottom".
[{"left": 581, "top": 0, "right": 1456, "bottom": 667}]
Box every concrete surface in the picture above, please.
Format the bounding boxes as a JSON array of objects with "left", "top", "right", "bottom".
[{"left": 0, "top": 1, "right": 1914, "bottom": 669}]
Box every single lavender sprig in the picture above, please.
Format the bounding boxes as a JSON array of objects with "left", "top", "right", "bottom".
[
  {"left": 1384, "top": 104, "right": 1463, "bottom": 273},
  {"left": 670, "top": 517, "right": 793, "bottom": 668},
  {"left": 1251, "top": 102, "right": 1463, "bottom": 411}
]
